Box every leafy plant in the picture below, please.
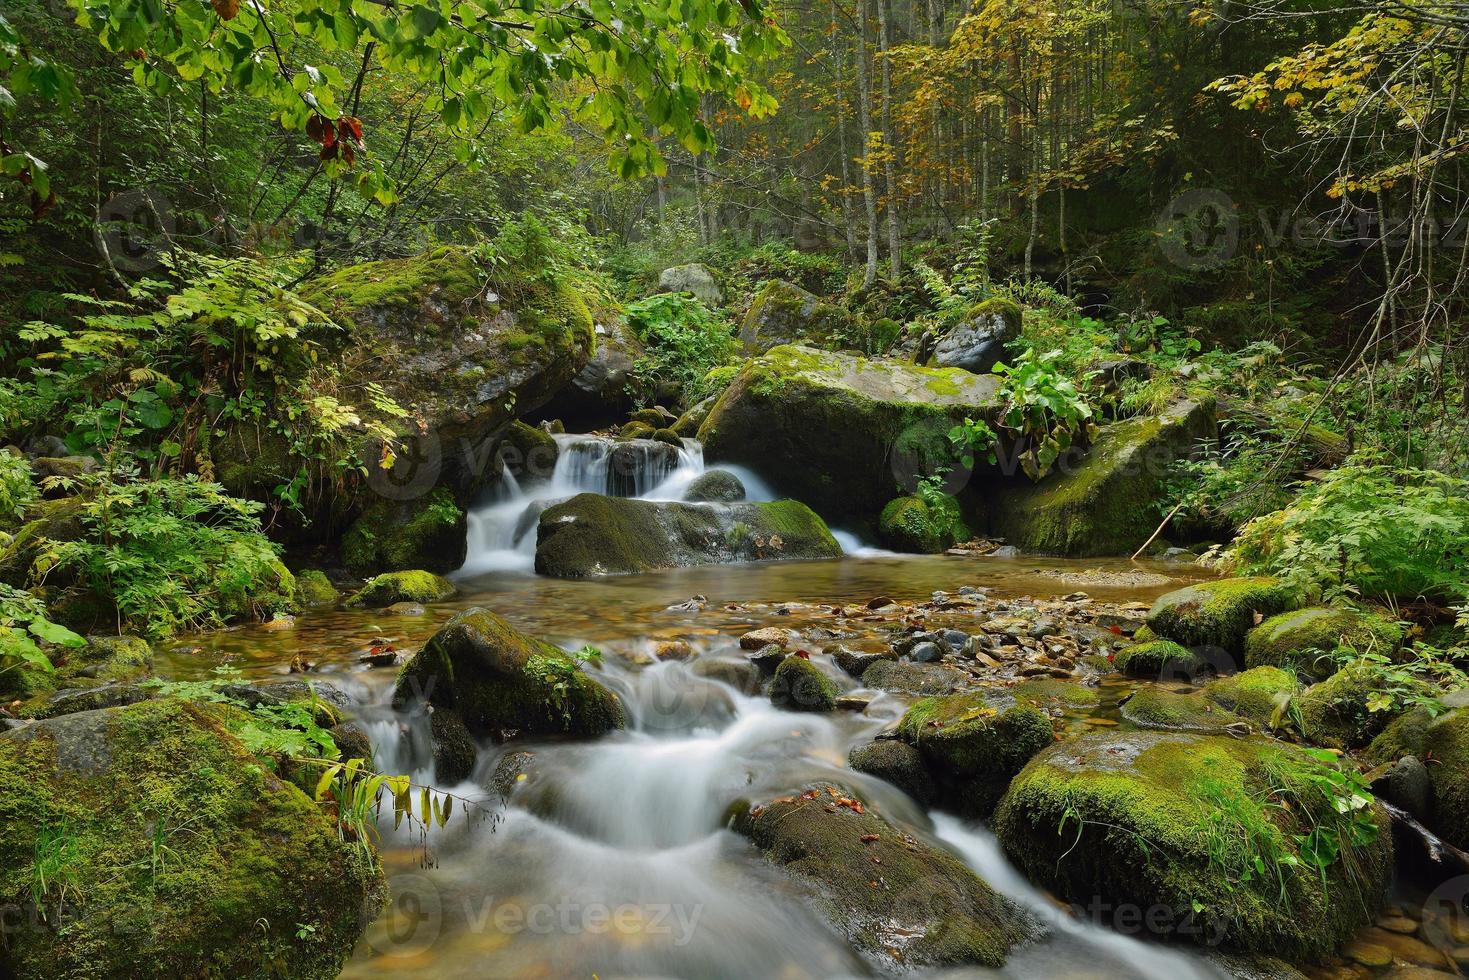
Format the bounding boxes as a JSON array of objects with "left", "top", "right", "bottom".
[
  {"left": 0, "top": 448, "right": 35, "bottom": 523},
  {"left": 948, "top": 416, "right": 999, "bottom": 470},
  {"left": 991, "top": 349, "right": 1099, "bottom": 481},
  {"left": 0, "top": 583, "right": 81, "bottom": 681},
  {"left": 624, "top": 293, "right": 737, "bottom": 406},
  {"left": 1224, "top": 464, "right": 1469, "bottom": 605},
  {"left": 37, "top": 469, "right": 291, "bottom": 637}
]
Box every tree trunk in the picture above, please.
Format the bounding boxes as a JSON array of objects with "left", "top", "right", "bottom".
[
  {"left": 834, "top": 0, "right": 859, "bottom": 258},
  {"left": 877, "top": 0, "right": 901, "bottom": 279},
  {"left": 854, "top": 0, "right": 880, "bottom": 287}
]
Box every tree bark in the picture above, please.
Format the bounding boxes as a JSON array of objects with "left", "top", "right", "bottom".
[
  {"left": 876, "top": 0, "right": 901, "bottom": 279},
  {"left": 854, "top": 0, "right": 880, "bottom": 287}
]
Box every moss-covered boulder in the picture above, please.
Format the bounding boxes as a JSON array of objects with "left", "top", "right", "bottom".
[
  {"left": 1204, "top": 666, "right": 1298, "bottom": 727},
  {"left": 931, "top": 298, "right": 1022, "bottom": 375},
  {"left": 769, "top": 654, "right": 838, "bottom": 712},
  {"left": 1012, "top": 679, "right": 1102, "bottom": 710},
  {"left": 340, "top": 486, "right": 466, "bottom": 576},
  {"left": 301, "top": 246, "right": 595, "bottom": 452},
  {"left": 1421, "top": 710, "right": 1469, "bottom": 850},
  {"left": 990, "top": 398, "right": 1216, "bottom": 557},
  {"left": 4, "top": 632, "right": 154, "bottom": 717},
  {"left": 1121, "top": 688, "right": 1246, "bottom": 734},
  {"left": 738, "top": 280, "right": 852, "bottom": 353},
  {"left": 349, "top": 570, "right": 457, "bottom": 607},
  {"left": 1244, "top": 607, "right": 1403, "bottom": 679},
  {"left": 895, "top": 690, "right": 1054, "bottom": 815},
  {"left": 0, "top": 495, "right": 86, "bottom": 588},
  {"left": 0, "top": 699, "right": 384, "bottom": 979},
  {"left": 393, "top": 608, "right": 623, "bottom": 765},
  {"left": 682, "top": 468, "right": 746, "bottom": 503},
  {"left": 294, "top": 569, "right": 339, "bottom": 607},
  {"left": 534, "top": 494, "right": 841, "bottom": 577},
  {"left": 994, "top": 731, "right": 1393, "bottom": 959},
  {"left": 1146, "top": 577, "right": 1302, "bottom": 653},
  {"left": 732, "top": 783, "right": 1037, "bottom": 970},
  {"left": 848, "top": 740, "right": 935, "bottom": 804},
  {"left": 698, "top": 345, "right": 1002, "bottom": 522},
  {"left": 1111, "top": 639, "right": 1211, "bottom": 679},
  {"left": 1296, "top": 660, "right": 1429, "bottom": 750},
  {"left": 878, "top": 493, "right": 968, "bottom": 554}
]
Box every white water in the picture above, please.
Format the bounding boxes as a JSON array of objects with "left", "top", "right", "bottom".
[
  {"left": 458, "top": 433, "right": 817, "bottom": 576},
  {"left": 350, "top": 655, "right": 1228, "bottom": 979}
]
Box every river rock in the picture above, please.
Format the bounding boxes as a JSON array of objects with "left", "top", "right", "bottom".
[
  {"left": 895, "top": 690, "right": 1055, "bottom": 815},
  {"left": 698, "top": 345, "right": 1002, "bottom": 522},
  {"left": 1120, "top": 688, "right": 1246, "bottom": 734},
  {"left": 931, "top": 298, "right": 1021, "bottom": 375},
  {"left": 348, "top": 569, "right": 457, "bottom": 607},
  {"left": 990, "top": 398, "right": 1217, "bottom": 557},
  {"left": 860, "top": 659, "right": 966, "bottom": 695},
  {"left": 994, "top": 731, "right": 1393, "bottom": 959},
  {"left": 534, "top": 494, "right": 841, "bottom": 577},
  {"left": 732, "top": 782, "right": 1038, "bottom": 970},
  {"left": 393, "top": 608, "right": 625, "bottom": 774},
  {"left": 848, "top": 740, "right": 935, "bottom": 804},
  {"left": 738, "top": 280, "right": 851, "bottom": 352},
  {"left": 0, "top": 699, "right": 385, "bottom": 979},
  {"left": 340, "top": 486, "right": 467, "bottom": 576},
  {"left": 682, "top": 469, "right": 747, "bottom": 503},
  {"left": 1244, "top": 607, "right": 1404, "bottom": 680},
  {"left": 769, "top": 655, "right": 838, "bottom": 712},
  {"left": 540, "top": 318, "right": 645, "bottom": 426},
  {"left": 1297, "top": 659, "right": 1430, "bottom": 750},
  {"left": 1146, "top": 576, "right": 1303, "bottom": 653},
  {"left": 1203, "top": 666, "right": 1298, "bottom": 727}
]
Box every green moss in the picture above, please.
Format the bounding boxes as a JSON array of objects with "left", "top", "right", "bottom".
[
  {"left": 1204, "top": 667, "right": 1298, "bottom": 726},
  {"left": 392, "top": 608, "right": 624, "bottom": 743},
  {"left": 1112, "top": 640, "right": 1206, "bottom": 679},
  {"left": 534, "top": 494, "right": 840, "bottom": 577},
  {"left": 0, "top": 699, "right": 384, "bottom": 979},
  {"left": 1296, "top": 659, "right": 1428, "bottom": 750},
  {"left": 1364, "top": 706, "right": 1434, "bottom": 764},
  {"left": 1422, "top": 710, "right": 1469, "bottom": 850},
  {"left": 739, "top": 280, "right": 853, "bottom": 352},
  {"left": 1013, "top": 679, "right": 1102, "bottom": 709},
  {"left": 340, "top": 487, "right": 466, "bottom": 576},
  {"left": 1244, "top": 607, "right": 1403, "bottom": 678},
  {"left": 896, "top": 691, "right": 1054, "bottom": 814},
  {"left": 1122, "top": 688, "right": 1245, "bottom": 733},
  {"left": 994, "top": 731, "right": 1392, "bottom": 960},
  {"left": 1147, "top": 577, "right": 1303, "bottom": 653},
  {"left": 214, "top": 557, "right": 300, "bottom": 624},
  {"left": 733, "top": 782, "right": 1036, "bottom": 968},
  {"left": 1132, "top": 624, "right": 1157, "bottom": 643},
  {"left": 770, "top": 655, "right": 838, "bottom": 711},
  {"left": 990, "top": 399, "right": 1216, "bottom": 557},
  {"left": 349, "top": 570, "right": 456, "bottom": 607},
  {"left": 878, "top": 494, "right": 967, "bottom": 553},
  {"left": 294, "top": 569, "right": 339, "bottom": 607}
]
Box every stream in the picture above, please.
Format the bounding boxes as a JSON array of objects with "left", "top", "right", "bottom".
[{"left": 160, "top": 435, "right": 1238, "bottom": 979}]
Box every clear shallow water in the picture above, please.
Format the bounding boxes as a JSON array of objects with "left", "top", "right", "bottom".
[{"left": 158, "top": 549, "right": 1228, "bottom": 980}]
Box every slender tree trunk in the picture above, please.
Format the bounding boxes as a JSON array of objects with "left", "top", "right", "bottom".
[
  {"left": 876, "top": 0, "right": 901, "bottom": 279},
  {"left": 854, "top": 0, "right": 880, "bottom": 287},
  {"left": 834, "top": 0, "right": 859, "bottom": 258}
]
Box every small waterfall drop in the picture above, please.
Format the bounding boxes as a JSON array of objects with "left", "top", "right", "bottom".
[{"left": 458, "top": 433, "right": 775, "bottom": 576}]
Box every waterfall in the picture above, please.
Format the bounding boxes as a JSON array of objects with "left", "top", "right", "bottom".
[{"left": 458, "top": 434, "right": 770, "bottom": 576}]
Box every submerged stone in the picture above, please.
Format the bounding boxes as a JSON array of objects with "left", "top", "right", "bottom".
[{"left": 732, "top": 782, "right": 1038, "bottom": 970}]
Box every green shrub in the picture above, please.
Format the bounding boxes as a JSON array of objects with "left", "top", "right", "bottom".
[
  {"left": 1224, "top": 464, "right": 1469, "bottom": 604},
  {"left": 624, "top": 293, "right": 738, "bottom": 404},
  {"left": 38, "top": 470, "right": 294, "bottom": 636},
  {"left": 992, "top": 349, "right": 1099, "bottom": 481},
  {"left": 0, "top": 449, "right": 35, "bottom": 524}
]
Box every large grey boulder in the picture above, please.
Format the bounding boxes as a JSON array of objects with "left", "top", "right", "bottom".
[
  {"left": 657, "top": 263, "right": 724, "bottom": 306},
  {"left": 933, "top": 298, "right": 1022, "bottom": 375}
]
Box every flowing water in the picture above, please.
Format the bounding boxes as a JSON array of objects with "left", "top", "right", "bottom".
[{"left": 159, "top": 435, "right": 1237, "bottom": 979}]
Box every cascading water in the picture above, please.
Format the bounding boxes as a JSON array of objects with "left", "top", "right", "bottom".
[{"left": 458, "top": 433, "right": 779, "bottom": 576}]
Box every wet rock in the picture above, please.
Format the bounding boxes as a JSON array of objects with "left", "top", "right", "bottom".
[
  {"left": 349, "top": 570, "right": 457, "bottom": 608},
  {"left": 682, "top": 469, "right": 747, "bottom": 503},
  {"left": 384, "top": 601, "right": 425, "bottom": 616},
  {"left": 1344, "top": 940, "right": 1394, "bottom": 968},
  {"left": 994, "top": 731, "right": 1393, "bottom": 960},
  {"left": 690, "top": 658, "right": 762, "bottom": 694},
  {"left": 740, "top": 627, "right": 795, "bottom": 651},
  {"left": 651, "top": 639, "right": 694, "bottom": 661},
  {"left": 832, "top": 645, "right": 896, "bottom": 678},
  {"left": 1367, "top": 756, "right": 1433, "bottom": 818},
  {"left": 835, "top": 692, "right": 874, "bottom": 712},
  {"left": 0, "top": 700, "right": 384, "bottom": 978},
  {"left": 340, "top": 486, "right": 467, "bottom": 577},
  {"left": 769, "top": 655, "right": 838, "bottom": 712},
  {"left": 732, "top": 783, "right": 1038, "bottom": 969},
  {"left": 1204, "top": 666, "right": 1298, "bottom": 728},
  {"left": 36, "top": 683, "right": 152, "bottom": 719},
  {"left": 860, "top": 659, "right": 966, "bottom": 696},
  {"left": 848, "top": 740, "right": 935, "bottom": 804},
  {"left": 295, "top": 568, "right": 340, "bottom": 607},
  {"left": 534, "top": 494, "right": 842, "bottom": 577},
  {"left": 393, "top": 608, "right": 624, "bottom": 773},
  {"left": 1298, "top": 660, "right": 1431, "bottom": 750},
  {"left": 1120, "top": 688, "right": 1247, "bottom": 735},
  {"left": 910, "top": 641, "right": 944, "bottom": 664},
  {"left": 1146, "top": 577, "right": 1303, "bottom": 654},
  {"left": 895, "top": 690, "right": 1055, "bottom": 815}
]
